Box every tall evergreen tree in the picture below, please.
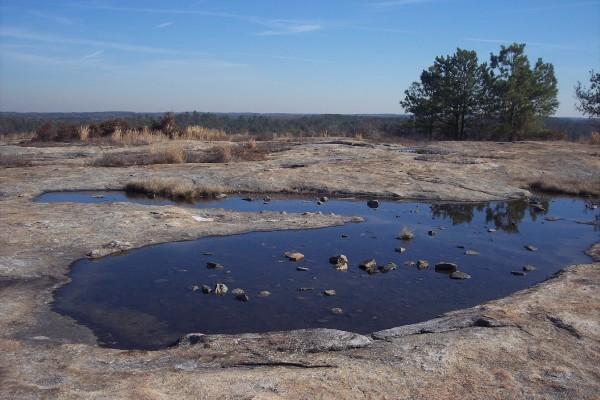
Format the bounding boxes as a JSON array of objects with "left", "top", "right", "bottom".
[
  {"left": 401, "top": 48, "right": 487, "bottom": 140},
  {"left": 488, "top": 43, "right": 558, "bottom": 141},
  {"left": 575, "top": 71, "right": 600, "bottom": 118}
]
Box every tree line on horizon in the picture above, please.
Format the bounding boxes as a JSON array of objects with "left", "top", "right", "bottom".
[{"left": 401, "top": 43, "right": 599, "bottom": 141}]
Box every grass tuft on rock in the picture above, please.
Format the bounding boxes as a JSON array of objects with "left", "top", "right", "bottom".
[{"left": 125, "top": 179, "right": 227, "bottom": 202}]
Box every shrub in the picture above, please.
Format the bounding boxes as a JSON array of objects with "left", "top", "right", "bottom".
[{"left": 34, "top": 122, "right": 56, "bottom": 141}]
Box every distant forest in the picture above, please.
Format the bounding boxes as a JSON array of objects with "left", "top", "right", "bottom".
[{"left": 0, "top": 111, "right": 596, "bottom": 141}]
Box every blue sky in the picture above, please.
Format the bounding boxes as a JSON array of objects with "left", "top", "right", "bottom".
[{"left": 0, "top": 0, "right": 598, "bottom": 116}]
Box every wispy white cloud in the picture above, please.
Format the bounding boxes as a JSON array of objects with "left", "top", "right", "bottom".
[
  {"left": 155, "top": 21, "right": 173, "bottom": 29},
  {"left": 82, "top": 50, "right": 104, "bottom": 59},
  {"left": 256, "top": 23, "right": 321, "bottom": 36},
  {"left": 76, "top": 4, "right": 322, "bottom": 36},
  {"left": 0, "top": 27, "right": 190, "bottom": 55}
]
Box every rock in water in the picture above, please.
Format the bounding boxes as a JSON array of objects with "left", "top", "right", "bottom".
[
  {"left": 284, "top": 252, "right": 305, "bottom": 261},
  {"left": 296, "top": 267, "right": 310, "bottom": 272},
  {"left": 235, "top": 293, "right": 249, "bottom": 302},
  {"left": 464, "top": 250, "right": 479, "bottom": 256},
  {"left": 416, "top": 260, "right": 429, "bottom": 269},
  {"left": 331, "top": 307, "right": 344, "bottom": 315},
  {"left": 329, "top": 255, "right": 349, "bottom": 271},
  {"left": 450, "top": 271, "right": 471, "bottom": 280},
  {"left": 511, "top": 270, "right": 526, "bottom": 276},
  {"left": 523, "top": 265, "right": 536, "bottom": 272},
  {"left": 258, "top": 290, "right": 271, "bottom": 297},
  {"left": 524, "top": 245, "right": 538, "bottom": 252},
  {"left": 428, "top": 230, "right": 437, "bottom": 236},
  {"left": 395, "top": 247, "right": 407, "bottom": 254},
  {"left": 435, "top": 262, "right": 458, "bottom": 272},
  {"left": 319, "top": 196, "right": 329, "bottom": 202},
  {"left": 324, "top": 289, "right": 336, "bottom": 296},
  {"left": 206, "top": 261, "right": 224, "bottom": 269},
  {"left": 201, "top": 285, "right": 213, "bottom": 294},
  {"left": 367, "top": 200, "right": 379, "bottom": 209},
  {"left": 214, "top": 283, "right": 228, "bottom": 295},
  {"left": 379, "top": 262, "right": 397, "bottom": 273},
  {"left": 231, "top": 288, "right": 245, "bottom": 296},
  {"left": 359, "top": 259, "right": 378, "bottom": 274}
]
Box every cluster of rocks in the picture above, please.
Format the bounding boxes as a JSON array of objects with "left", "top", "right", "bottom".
[{"left": 193, "top": 283, "right": 250, "bottom": 301}]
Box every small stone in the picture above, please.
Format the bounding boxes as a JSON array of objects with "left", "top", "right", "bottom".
[
  {"left": 201, "top": 285, "right": 213, "bottom": 294},
  {"left": 231, "top": 288, "right": 245, "bottom": 296},
  {"left": 530, "top": 203, "right": 546, "bottom": 212},
  {"left": 487, "top": 228, "right": 497, "bottom": 233},
  {"left": 416, "top": 260, "right": 429, "bottom": 269},
  {"left": 341, "top": 234, "right": 349, "bottom": 238},
  {"left": 280, "top": 211, "right": 287, "bottom": 215},
  {"left": 435, "top": 262, "right": 458, "bottom": 272},
  {"left": 214, "top": 283, "right": 228, "bottom": 295},
  {"left": 191, "top": 285, "right": 200, "bottom": 292},
  {"left": 359, "top": 259, "right": 378, "bottom": 273},
  {"left": 450, "top": 271, "right": 471, "bottom": 280},
  {"left": 241, "top": 197, "right": 253, "bottom": 202},
  {"left": 428, "top": 230, "right": 437, "bottom": 236},
  {"left": 524, "top": 245, "right": 538, "bottom": 252},
  {"left": 511, "top": 270, "right": 526, "bottom": 276},
  {"left": 263, "top": 196, "right": 271, "bottom": 202},
  {"left": 319, "top": 196, "right": 329, "bottom": 202},
  {"left": 235, "top": 293, "right": 249, "bottom": 302},
  {"left": 395, "top": 247, "right": 406, "bottom": 254},
  {"left": 296, "top": 267, "right": 310, "bottom": 272},
  {"left": 206, "top": 261, "right": 224, "bottom": 269},
  {"left": 544, "top": 216, "right": 561, "bottom": 222},
  {"left": 317, "top": 201, "right": 323, "bottom": 205},
  {"left": 324, "top": 289, "right": 336, "bottom": 296},
  {"left": 405, "top": 261, "right": 417, "bottom": 267},
  {"left": 284, "top": 252, "right": 305, "bottom": 261},
  {"left": 367, "top": 199, "right": 379, "bottom": 208},
  {"left": 258, "top": 290, "right": 271, "bottom": 297},
  {"left": 523, "top": 265, "right": 536, "bottom": 272},
  {"left": 465, "top": 250, "right": 479, "bottom": 256},
  {"left": 298, "top": 287, "right": 315, "bottom": 292},
  {"left": 379, "top": 262, "right": 397, "bottom": 273},
  {"left": 329, "top": 255, "right": 349, "bottom": 271},
  {"left": 330, "top": 307, "right": 344, "bottom": 315}
]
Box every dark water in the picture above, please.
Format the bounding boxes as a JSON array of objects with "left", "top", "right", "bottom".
[{"left": 38, "top": 191, "right": 600, "bottom": 350}]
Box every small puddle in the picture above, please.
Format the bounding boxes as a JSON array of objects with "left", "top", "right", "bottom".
[{"left": 36, "top": 191, "right": 600, "bottom": 350}]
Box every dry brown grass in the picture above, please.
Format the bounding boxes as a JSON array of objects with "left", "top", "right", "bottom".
[
  {"left": 0, "top": 132, "right": 36, "bottom": 144},
  {"left": 0, "top": 154, "right": 33, "bottom": 168},
  {"left": 125, "top": 178, "right": 227, "bottom": 201},
  {"left": 528, "top": 177, "right": 600, "bottom": 197},
  {"left": 180, "top": 125, "right": 228, "bottom": 141}
]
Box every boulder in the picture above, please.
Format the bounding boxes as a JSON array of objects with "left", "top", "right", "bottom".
[
  {"left": 206, "top": 261, "right": 224, "bottom": 269},
  {"left": 379, "top": 262, "right": 397, "bottom": 273},
  {"left": 435, "top": 262, "right": 458, "bottom": 272},
  {"left": 367, "top": 199, "right": 379, "bottom": 208},
  {"left": 284, "top": 252, "right": 305, "bottom": 261},
  {"left": 329, "top": 255, "right": 349, "bottom": 271},
  {"left": 214, "top": 283, "right": 228, "bottom": 295},
  {"left": 450, "top": 271, "right": 471, "bottom": 280},
  {"left": 359, "top": 259, "right": 378, "bottom": 273}
]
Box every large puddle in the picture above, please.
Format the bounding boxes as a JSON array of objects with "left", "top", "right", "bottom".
[{"left": 36, "top": 191, "right": 600, "bottom": 350}]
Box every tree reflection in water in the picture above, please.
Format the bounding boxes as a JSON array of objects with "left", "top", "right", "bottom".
[{"left": 430, "top": 199, "right": 549, "bottom": 233}]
